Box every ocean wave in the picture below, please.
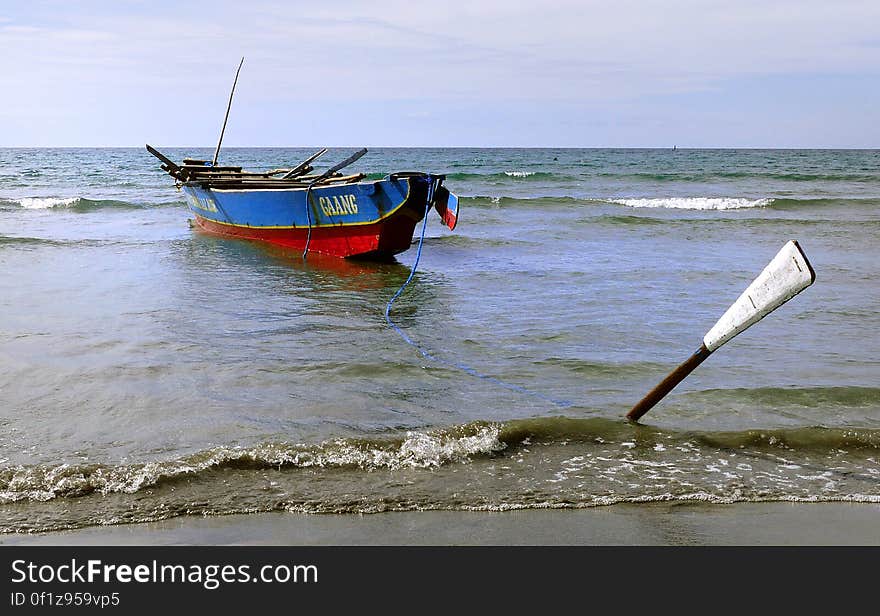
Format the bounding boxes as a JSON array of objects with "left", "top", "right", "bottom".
[
  {"left": 586, "top": 214, "right": 669, "bottom": 226},
  {"left": 449, "top": 170, "right": 880, "bottom": 183},
  {"left": 461, "top": 195, "right": 584, "bottom": 208},
  {"left": 449, "top": 493, "right": 880, "bottom": 511},
  {"left": 609, "top": 197, "right": 773, "bottom": 210},
  {"left": 5, "top": 416, "right": 880, "bottom": 506},
  {"left": 461, "top": 195, "right": 774, "bottom": 210},
  {"left": 3, "top": 416, "right": 880, "bottom": 532},
  {"left": 534, "top": 357, "right": 671, "bottom": 376},
  {"left": 0, "top": 235, "right": 68, "bottom": 248},
  {"left": 446, "top": 171, "right": 561, "bottom": 181},
  {"left": 681, "top": 386, "right": 880, "bottom": 409},
  {"left": 694, "top": 426, "right": 880, "bottom": 452},
  {"left": 495, "top": 417, "right": 880, "bottom": 452},
  {"left": 461, "top": 195, "right": 879, "bottom": 212},
  {"left": 598, "top": 171, "right": 880, "bottom": 182},
  {"left": 419, "top": 235, "right": 523, "bottom": 249},
  {"left": 0, "top": 197, "right": 176, "bottom": 211},
  {"left": 0, "top": 424, "right": 506, "bottom": 504},
  {"left": 9, "top": 197, "right": 80, "bottom": 210},
  {"left": 765, "top": 197, "right": 880, "bottom": 210}
]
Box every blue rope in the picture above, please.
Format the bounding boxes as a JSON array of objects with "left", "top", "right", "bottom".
[
  {"left": 302, "top": 185, "right": 314, "bottom": 260},
  {"left": 384, "top": 176, "right": 572, "bottom": 408}
]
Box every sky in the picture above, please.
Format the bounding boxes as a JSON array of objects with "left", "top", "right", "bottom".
[{"left": 1, "top": 0, "right": 879, "bottom": 147}]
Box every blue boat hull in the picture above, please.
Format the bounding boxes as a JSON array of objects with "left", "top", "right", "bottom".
[{"left": 181, "top": 173, "right": 458, "bottom": 259}]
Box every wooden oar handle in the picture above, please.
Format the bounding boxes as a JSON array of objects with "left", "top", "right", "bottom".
[{"left": 626, "top": 344, "right": 713, "bottom": 422}]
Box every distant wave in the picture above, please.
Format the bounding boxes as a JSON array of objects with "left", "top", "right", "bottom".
[
  {"left": 461, "top": 195, "right": 772, "bottom": 210},
  {"left": 0, "top": 197, "right": 180, "bottom": 211},
  {"left": 0, "top": 235, "right": 68, "bottom": 247},
  {"left": 591, "top": 214, "right": 669, "bottom": 226},
  {"left": 362, "top": 171, "right": 558, "bottom": 182},
  {"left": 612, "top": 196, "right": 880, "bottom": 211},
  {"left": 437, "top": 170, "right": 880, "bottom": 184},
  {"left": 461, "top": 195, "right": 878, "bottom": 212},
  {"left": 443, "top": 170, "right": 880, "bottom": 183},
  {"left": 765, "top": 197, "right": 880, "bottom": 210},
  {"left": 446, "top": 171, "right": 561, "bottom": 181},
  {"left": 462, "top": 195, "right": 584, "bottom": 208},
  {"left": 609, "top": 197, "right": 772, "bottom": 210},
  {"left": 7, "top": 196, "right": 80, "bottom": 209},
  {"left": 598, "top": 171, "right": 880, "bottom": 182},
  {"left": 462, "top": 195, "right": 773, "bottom": 210}
]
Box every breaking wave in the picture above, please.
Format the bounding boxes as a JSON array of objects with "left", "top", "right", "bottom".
[
  {"left": 3, "top": 417, "right": 880, "bottom": 532},
  {"left": 462, "top": 195, "right": 773, "bottom": 210},
  {"left": 446, "top": 171, "right": 561, "bottom": 181},
  {"left": 4, "top": 417, "right": 880, "bottom": 506},
  {"left": 461, "top": 195, "right": 877, "bottom": 213},
  {"left": 7, "top": 197, "right": 80, "bottom": 210},
  {"left": 0, "top": 424, "right": 506, "bottom": 504},
  {"left": 0, "top": 197, "right": 178, "bottom": 211},
  {"left": 609, "top": 197, "right": 773, "bottom": 210}
]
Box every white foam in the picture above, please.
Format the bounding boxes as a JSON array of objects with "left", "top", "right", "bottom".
[
  {"left": 504, "top": 171, "right": 535, "bottom": 177},
  {"left": 609, "top": 197, "right": 772, "bottom": 210},
  {"left": 15, "top": 197, "right": 79, "bottom": 209},
  {"left": 0, "top": 426, "right": 508, "bottom": 503}
]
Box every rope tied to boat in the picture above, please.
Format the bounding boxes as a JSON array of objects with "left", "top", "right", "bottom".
[
  {"left": 302, "top": 185, "right": 315, "bottom": 260},
  {"left": 384, "top": 175, "right": 572, "bottom": 409}
]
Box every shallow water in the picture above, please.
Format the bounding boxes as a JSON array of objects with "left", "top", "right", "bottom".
[{"left": 1, "top": 147, "right": 878, "bottom": 532}]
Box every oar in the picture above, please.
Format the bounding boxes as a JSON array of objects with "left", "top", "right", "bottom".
[
  {"left": 626, "top": 240, "right": 816, "bottom": 422},
  {"left": 281, "top": 148, "right": 329, "bottom": 179}
]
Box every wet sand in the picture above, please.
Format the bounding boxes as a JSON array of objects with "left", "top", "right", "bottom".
[{"left": 2, "top": 502, "right": 878, "bottom": 546}]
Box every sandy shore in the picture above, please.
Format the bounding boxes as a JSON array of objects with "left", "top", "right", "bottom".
[{"left": 2, "top": 502, "right": 879, "bottom": 546}]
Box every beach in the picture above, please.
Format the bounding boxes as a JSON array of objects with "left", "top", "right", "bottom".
[{"left": 3, "top": 503, "right": 879, "bottom": 546}]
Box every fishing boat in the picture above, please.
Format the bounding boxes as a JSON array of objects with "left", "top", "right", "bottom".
[
  {"left": 147, "top": 145, "right": 459, "bottom": 259},
  {"left": 146, "top": 58, "right": 457, "bottom": 260}
]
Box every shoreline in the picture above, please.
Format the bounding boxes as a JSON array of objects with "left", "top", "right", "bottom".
[{"left": 2, "top": 502, "right": 878, "bottom": 546}]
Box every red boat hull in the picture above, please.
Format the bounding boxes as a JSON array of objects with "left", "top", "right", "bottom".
[{"left": 192, "top": 211, "right": 421, "bottom": 259}]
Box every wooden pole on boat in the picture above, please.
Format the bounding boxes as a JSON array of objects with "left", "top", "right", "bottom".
[
  {"left": 310, "top": 148, "right": 368, "bottom": 184},
  {"left": 281, "top": 148, "right": 329, "bottom": 180},
  {"left": 626, "top": 240, "right": 816, "bottom": 422},
  {"left": 212, "top": 57, "right": 245, "bottom": 167}
]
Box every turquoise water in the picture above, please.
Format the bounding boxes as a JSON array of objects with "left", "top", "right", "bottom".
[{"left": 0, "top": 148, "right": 878, "bottom": 532}]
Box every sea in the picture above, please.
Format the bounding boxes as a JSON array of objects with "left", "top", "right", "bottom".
[{"left": 0, "top": 147, "right": 878, "bottom": 534}]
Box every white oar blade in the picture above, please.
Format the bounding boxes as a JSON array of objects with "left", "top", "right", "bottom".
[{"left": 702, "top": 240, "right": 815, "bottom": 352}]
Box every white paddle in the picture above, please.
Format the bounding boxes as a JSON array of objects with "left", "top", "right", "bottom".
[{"left": 626, "top": 240, "right": 816, "bottom": 422}]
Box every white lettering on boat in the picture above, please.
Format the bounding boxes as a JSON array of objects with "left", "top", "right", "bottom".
[
  {"left": 318, "top": 194, "right": 358, "bottom": 217},
  {"left": 186, "top": 192, "right": 218, "bottom": 213}
]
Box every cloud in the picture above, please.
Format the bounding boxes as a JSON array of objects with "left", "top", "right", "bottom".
[
  {"left": 6, "top": 1, "right": 880, "bottom": 99},
  {"left": 1, "top": 1, "right": 878, "bottom": 145}
]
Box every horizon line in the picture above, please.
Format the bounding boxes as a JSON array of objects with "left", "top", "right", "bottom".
[{"left": 0, "top": 145, "right": 878, "bottom": 150}]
